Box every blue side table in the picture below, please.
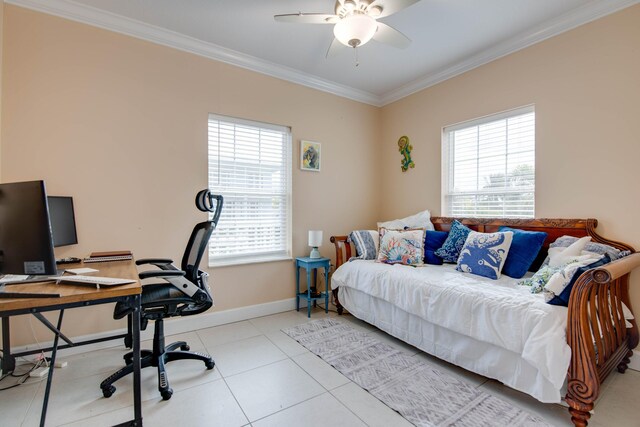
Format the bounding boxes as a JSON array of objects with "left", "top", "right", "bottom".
[{"left": 295, "top": 257, "right": 330, "bottom": 318}]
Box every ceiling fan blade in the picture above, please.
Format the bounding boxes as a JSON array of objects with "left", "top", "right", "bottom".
[
  {"left": 326, "top": 37, "right": 347, "bottom": 58},
  {"left": 372, "top": 22, "right": 411, "bottom": 49},
  {"left": 367, "top": 0, "right": 419, "bottom": 19},
  {"left": 274, "top": 13, "right": 338, "bottom": 24}
]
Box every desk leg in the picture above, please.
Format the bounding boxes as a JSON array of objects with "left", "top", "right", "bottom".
[
  {"left": 1, "top": 317, "right": 15, "bottom": 373},
  {"left": 132, "top": 295, "right": 143, "bottom": 426},
  {"left": 40, "top": 309, "right": 64, "bottom": 427}
]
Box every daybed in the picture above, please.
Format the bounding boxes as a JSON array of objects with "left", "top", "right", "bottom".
[{"left": 330, "top": 217, "right": 640, "bottom": 427}]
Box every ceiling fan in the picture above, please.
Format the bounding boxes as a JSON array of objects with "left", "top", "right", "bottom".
[{"left": 274, "top": 0, "right": 419, "bottom": 57}]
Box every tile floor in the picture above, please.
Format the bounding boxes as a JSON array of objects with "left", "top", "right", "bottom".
[{"left": 1, "top": 308, "right": 639, "bottom": 426}]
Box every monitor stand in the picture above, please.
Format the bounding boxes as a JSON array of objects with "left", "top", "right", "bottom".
[{"left": 0, "top": 271, "right": 64, "bottom": 298}]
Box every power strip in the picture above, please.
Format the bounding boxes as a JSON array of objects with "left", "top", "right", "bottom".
[{"left": 29, "top": 367, "right": 50, "bottom": 378}]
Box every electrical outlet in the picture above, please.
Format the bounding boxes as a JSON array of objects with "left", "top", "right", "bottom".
[{"left": 29, "top": 367, "right": 50, "bottom": 378}]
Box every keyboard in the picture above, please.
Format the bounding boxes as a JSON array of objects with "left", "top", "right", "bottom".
[{"left": 57, "top": 275, "right": 136, "bottom": 287}]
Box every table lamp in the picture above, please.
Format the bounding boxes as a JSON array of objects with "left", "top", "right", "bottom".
[{"left": 308, "top": 230, "right": 323, "bottom": 258}]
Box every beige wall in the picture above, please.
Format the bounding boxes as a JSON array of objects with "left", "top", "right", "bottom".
[
  {"left": 381, "top": 5, "right": 640, "bottom": 308},
  {"left": 1, "top": 6, "right": 381, "bottom": 346}
]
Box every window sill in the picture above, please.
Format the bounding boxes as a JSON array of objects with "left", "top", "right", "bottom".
[{"left": 209, "top": 254, "right": 293, "bottom": 268}]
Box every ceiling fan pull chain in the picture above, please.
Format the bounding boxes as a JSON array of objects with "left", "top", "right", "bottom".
[{"left": 354, "top": 46, "right": 360, "bottom": 67}]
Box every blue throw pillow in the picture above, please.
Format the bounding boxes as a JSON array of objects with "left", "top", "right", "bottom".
[
  {"left": 499, "top": 227, "right": 548, "bottom": 279},
  {"left": 456, "top": 231, "right": 514, "bottom": 280},
  {"left": 424, "top": 230, "right": 448, "bottom": 265},
  {"left": 434, "top": 220, "right": 472, "bottom": 263},
  {"left": 548, "top": 254, "right": 611, "bottom": 307}
]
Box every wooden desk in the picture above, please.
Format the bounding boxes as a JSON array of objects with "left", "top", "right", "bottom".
[{"left": 0, "top": 260, "right": 143, "bottom": 427}]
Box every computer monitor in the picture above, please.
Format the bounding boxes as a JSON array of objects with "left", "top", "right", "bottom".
[
  {"left": 0, "top": 180, "right": 57, "bottom": 276},
  {"left": 48, "top": 196, "right": 78, "bottom": 247}
]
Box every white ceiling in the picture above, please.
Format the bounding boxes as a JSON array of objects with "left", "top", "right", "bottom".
[{"left": 8, "top": 0, "right": 638, "bottom": 105}]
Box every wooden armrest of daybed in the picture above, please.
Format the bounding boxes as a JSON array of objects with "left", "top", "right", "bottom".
[{"left": 330, "top": 218, "right": 640, "bottom": 427}]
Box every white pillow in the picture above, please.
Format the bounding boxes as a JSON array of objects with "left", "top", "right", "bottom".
[
  {"left": 548, "top": 236, "right": 593, "bottom": 267},
  {"left": 377, "top": 209, "right": 434, "bottom": 231}
]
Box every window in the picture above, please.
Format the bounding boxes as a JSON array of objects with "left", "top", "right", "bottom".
[
  {"left": 442, "top": 106, "right": 535, "bottom": 218},
  {"left": 207, "top": 114, "right": 292, "bottom": 266}
]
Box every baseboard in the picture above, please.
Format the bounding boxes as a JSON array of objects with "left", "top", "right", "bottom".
[
  {"left": 628, "top": 350, "right": 640, "bottom": 372},
  {"left": 11, "top": 297, "right": 303, "bottom": 359}
]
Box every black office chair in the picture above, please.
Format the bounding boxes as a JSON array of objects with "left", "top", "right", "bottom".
[{"left": 100, "top": 190, "right": 223, "bottom": 400}]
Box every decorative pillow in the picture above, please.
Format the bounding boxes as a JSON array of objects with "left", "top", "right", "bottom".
[
  {"left": 377, "top": 209, "right": 434, "bottom": 231},
  {"left": 499, "top": 227, "right": 548, "bottom": 279},
  {"left": 348, "top": 230, "right": 379, "bottom": 261},
  {"left": 376, "top": 228, "right": 425, "bottom": 265},
  {"left": 547, "top": 236, "right": 594, "bottom": 268},
  {"left": 619, "top": 250, "right": 633, "bottom": 259},
  {"left": 456, "top": 231, "right": 513, "bottom": 280},
  {"left": 544, "top": 235, "right": 622, "bottom": 265},
  {"left": 547, "top": 255, "right": 610, "bottom": 307},
  {"left": 520, "top": 265, "right": 562, "bottom": 294},
  {"left": 424, "top": 230, "right": 448, "bottom": 265},
  {"left": 434, "top": 220, "right": 472, "bottom": 263}
]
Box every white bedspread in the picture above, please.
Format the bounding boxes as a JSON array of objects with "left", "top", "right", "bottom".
[{"left": 331, "top": 261, "right": 571, "bottom": 394}]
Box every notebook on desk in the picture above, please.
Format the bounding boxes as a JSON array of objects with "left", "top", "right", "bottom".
[{"left": 84, "top": 250, "right": 133, "bottom": 263}]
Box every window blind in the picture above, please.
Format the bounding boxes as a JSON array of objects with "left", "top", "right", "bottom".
[
  {"left": 208, "top": 114, "right": 292, "bottom": 266},
  {"left": 442, "top": 106, "right": 535, "bottom": 218}
]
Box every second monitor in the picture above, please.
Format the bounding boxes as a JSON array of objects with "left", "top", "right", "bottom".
[{"left": 47, "top": 196, "right": 78, "bottom": 248}]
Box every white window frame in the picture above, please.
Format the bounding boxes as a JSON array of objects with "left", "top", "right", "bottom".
[
  {"left": 207, "top": 114, "right": 292, "bottom": 267},
  {"left": 442, "top": 105, "right": 535, "bottom": 218}
]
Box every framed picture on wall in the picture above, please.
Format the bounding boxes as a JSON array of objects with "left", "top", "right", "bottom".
[{"left": 301, "top": 140, "right": 321, "bottom": 172}]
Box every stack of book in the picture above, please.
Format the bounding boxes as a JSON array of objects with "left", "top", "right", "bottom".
[{"left": 83, "top": 250, "right": 133, "bottom": 263}]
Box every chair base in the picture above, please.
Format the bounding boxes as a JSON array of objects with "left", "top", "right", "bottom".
[{"left": 101, "top": 319, "right": 215, "bottom": 400}]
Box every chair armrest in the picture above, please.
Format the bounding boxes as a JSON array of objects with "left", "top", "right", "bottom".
[
  {"left": 136, "top": 258, "right": 174, "bottom": 266},
  {"left": 138, "top": 270, "right": 186, "bottom": 280}
]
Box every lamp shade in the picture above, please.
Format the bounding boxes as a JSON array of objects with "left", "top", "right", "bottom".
[
  {"left": 333, "top": 14, "right": 378, "bottom": 48},
  {"left": 308, "top": 230, "right": 323, "bottom": 247}
]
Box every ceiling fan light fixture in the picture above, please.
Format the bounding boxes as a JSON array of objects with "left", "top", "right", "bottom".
[
  {"left": 344, "top": 0, "right": 356, "bottom": 11},
  {"left": 368, "top": 5, "right": 383, "bottom": 17},
  {"left": 333, "top": 14, "right": 378, "bottom": 48}
]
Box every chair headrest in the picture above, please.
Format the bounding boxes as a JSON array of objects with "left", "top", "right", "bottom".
[{"left": 195, "top": 189, "right": 223, "bottom": 227}]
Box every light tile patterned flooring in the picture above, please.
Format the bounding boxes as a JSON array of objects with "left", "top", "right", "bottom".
[{"left": 2, "top": 308, "right": 639, "bottom": 426}]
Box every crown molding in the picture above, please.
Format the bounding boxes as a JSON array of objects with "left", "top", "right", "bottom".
[
  {"left": 5, "top": 0, "right": 382, "bottom": 106},
  {"left": 6, "top": 0, "right": 639, "bottom": 108},
  {"left": 380, "top": 0, "right": 640, "bottom": 106}
]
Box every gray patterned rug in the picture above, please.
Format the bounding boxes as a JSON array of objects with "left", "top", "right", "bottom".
[{"left": 282, "top": 318, "right": 552, "bottom": 427}]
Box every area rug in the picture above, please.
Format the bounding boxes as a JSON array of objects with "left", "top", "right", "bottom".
[{"left": 282, "top": 318, "right": 552, "bottom": 427}]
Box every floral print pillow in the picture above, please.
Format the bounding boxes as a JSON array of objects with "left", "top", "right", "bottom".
[
  {"left": 376, "top": 228, "right": 425, "bottom": 266},
  {"left": 519, "top": 265, "right": 562, "bottom": 293}
]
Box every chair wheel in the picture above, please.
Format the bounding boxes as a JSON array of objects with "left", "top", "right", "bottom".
[
  {"left": 102, "top": 385, "right": 116, "bottom": 398},
  {"left": 205, "top": 360, "right": 215, "bottom": 370},
  {"left": 161, "top": 388, "right": 173, "bottom": 400},
  {"left": 123, "top": 354, "right": 133, "bottom": 365},
  {"left": 180, "top": 344, "right": 190, "bottom": 351}
]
